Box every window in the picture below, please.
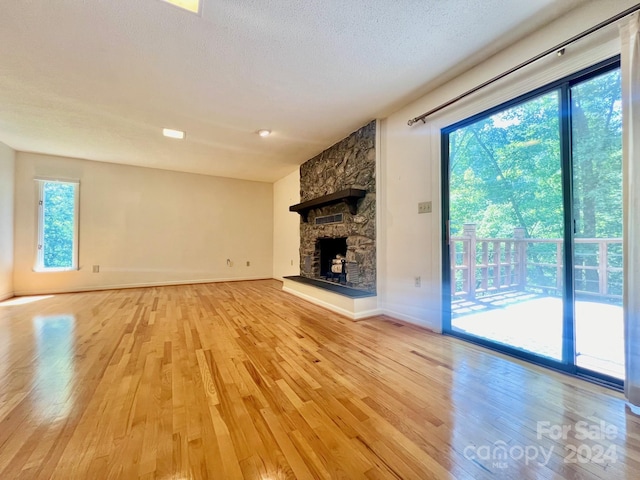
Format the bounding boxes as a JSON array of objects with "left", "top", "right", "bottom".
[{"left": 35, "top": 179, "right": 79, "bottom": 272}]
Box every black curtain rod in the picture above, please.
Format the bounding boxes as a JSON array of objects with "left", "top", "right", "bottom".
[{"left": 407, "top": 3, "right": 640, "bottom": 126}]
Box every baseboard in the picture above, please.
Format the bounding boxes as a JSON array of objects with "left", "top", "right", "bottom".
[
  {"left": 12, "top": 276, "right": 271, "bottom": 297},
  {"left": 379, "top": 308, "right": 441, "bottom": 334},
  {"left": 0, "top": 291, "right": 14, "bottom": 302},
  {"left": 354, "top": 308, "right": 384, "bottom": 320}
]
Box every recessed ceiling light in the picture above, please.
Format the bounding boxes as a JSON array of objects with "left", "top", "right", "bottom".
[
  {"left": 162, "top": 0, "right": 201, "bottom": 14},
  {"left": 257, "top": 129, "right": 272, "bottom": 137},
  {"left": 163, "top": 128, "right": 186, "bottom": 139}
]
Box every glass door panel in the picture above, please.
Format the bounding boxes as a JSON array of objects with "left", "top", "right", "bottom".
[
  {"left": 447, "top": 90, "right": 565, "bottom": 361},
  {"left": 571, "top": 69, "right": 624, "bottom": 379}
]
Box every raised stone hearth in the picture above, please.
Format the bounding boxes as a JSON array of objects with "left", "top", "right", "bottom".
[
  {"left": 297, "top": 121, "right": 376, "bottom": 293},
  {"left": 283, "top": 275, "right": 375, "bottom": 298},
  {"left": 282, "top": 276, "right": 378, "bottom": 321}
]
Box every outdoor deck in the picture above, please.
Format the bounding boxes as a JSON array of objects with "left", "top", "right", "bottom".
[
  {"left": 452, "top": 293, "right": 624, "bottom": 378},
  {"left": 450, "top": 225, "right": 624, "bottom": 379}
]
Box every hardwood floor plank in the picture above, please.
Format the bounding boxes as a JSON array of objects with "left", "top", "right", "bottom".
[{"left": 1, "top": 280, "right": 639, "bottom": 479}]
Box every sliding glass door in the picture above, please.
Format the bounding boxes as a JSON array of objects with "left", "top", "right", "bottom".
[
  {"left": 571, "top": 68, "right": 624, "bottom": 380},
  {"left": 442, "top": 59, "right": 623, "bottom": 385},
  {"left": 446, "top": 90, "right": 566, "bottom": 361}
]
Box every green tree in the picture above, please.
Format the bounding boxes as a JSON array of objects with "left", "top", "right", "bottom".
[
  {"left": 448, "top": 68, "right": 622, "bottom": 295},
  {"left": 449, "top": 91, "right": 563, "bottom": 239},
  {"left": 43, "top": 182, "right": 76, "bottom": 268}
]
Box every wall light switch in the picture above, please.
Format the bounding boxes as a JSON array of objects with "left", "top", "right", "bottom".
[
  {"left": 418, "top": 201, "right": 432, "bottom": 214},
  {"left": 92, "top": 265, "right": 100, "bottom": 273}
]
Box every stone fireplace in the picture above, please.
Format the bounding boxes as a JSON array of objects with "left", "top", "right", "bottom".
[{"left": 293, "top": 121, "right": 376, "bottom": 293}]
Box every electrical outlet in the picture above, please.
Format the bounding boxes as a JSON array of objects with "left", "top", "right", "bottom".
[
  {"left": 415, "top": 276, "right": 421, "bottom": 287},
  {"left": 291, "top": 259, "right": 294, "bottom": 266},
  {"left": 246, "top": 261, "right": 250, "bottom": 267},
  {"left": 418, "top": 201, "right": 432, "bottom": 214},
  {"left": 92, "top": 265, "right": 100, "bottom": 273}
]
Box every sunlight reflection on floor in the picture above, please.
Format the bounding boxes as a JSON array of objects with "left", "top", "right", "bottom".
[
  {"left": 32, "top": 315, "right": 76, "bottom": 421},
  {"left": 0, "top": 295, "right": 54, "bottom": 307}
]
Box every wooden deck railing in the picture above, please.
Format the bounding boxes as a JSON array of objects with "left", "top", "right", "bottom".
[{"left": 450, "top": 224, "right": 622, "bottom": 301}]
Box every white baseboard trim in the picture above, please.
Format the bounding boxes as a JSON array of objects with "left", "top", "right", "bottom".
[
  {"left": 354, "top": 308, "right": 384, "bottom": 320},
  {"left": 13, "top": 276, "right": 271, "bottom": 297},
  {"left": 379, "top": 308, "right": 441, "bottom": 334}
]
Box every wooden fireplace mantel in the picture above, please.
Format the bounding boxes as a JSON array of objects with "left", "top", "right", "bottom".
[{"left": 289, "top": 188, "right": 367, "bottom": 222}]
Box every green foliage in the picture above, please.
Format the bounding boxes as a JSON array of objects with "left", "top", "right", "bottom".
[
  {"left": 572, "top": 69, "right": 623, "bottom": 239},
  {"left": 43, "top": 182, "right": 76, "bottom": 268},
  {"left": 449, "top": 69, "right": 622, "bottom": 297},
  {"left": 450, "top": 91, "right": 562, "bottom": 238},
  {"left": 449, "top": 69, "right": 622, "bottom": 243}
]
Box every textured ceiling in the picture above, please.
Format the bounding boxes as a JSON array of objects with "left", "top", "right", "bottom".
[{"left": 0, "top": 0, "right": 589, "bottom": 182}]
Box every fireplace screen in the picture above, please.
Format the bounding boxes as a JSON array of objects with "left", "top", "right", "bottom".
[{"left": 317, "top": 238, "right": 347, "bottom": 281}]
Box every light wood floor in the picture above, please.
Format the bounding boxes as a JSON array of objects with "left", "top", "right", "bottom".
[{"left": 1, "top": 280, "right": 639, "bottom": 479}]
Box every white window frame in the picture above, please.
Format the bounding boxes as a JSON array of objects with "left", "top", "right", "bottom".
[{"left": 34, "top": 178, "right": 80, "bottom": 272}]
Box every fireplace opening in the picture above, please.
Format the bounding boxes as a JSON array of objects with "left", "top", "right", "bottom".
[{"left": 317, "top": 237, "right": 347, "bottom": 281}]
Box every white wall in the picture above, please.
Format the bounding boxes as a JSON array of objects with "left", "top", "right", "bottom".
[
  {"left": 0, "top": 142, "right": 15, "bottom": 300},
  {"left": 13, "top": 152, "right": 273, "bottom": 295},
  {"left": 378, "top": 0, "right": 634, "bottom": 331},
  {"left": 273, "top": 169, "right": 300, "bottom": 280}
]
